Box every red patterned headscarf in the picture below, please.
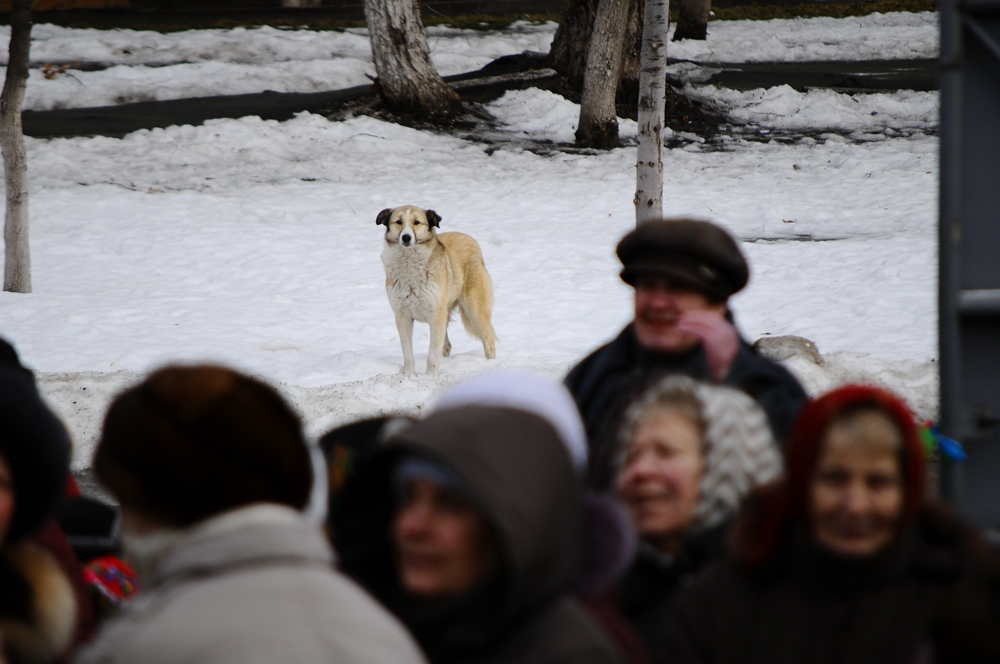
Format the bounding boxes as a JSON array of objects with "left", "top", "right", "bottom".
[{"left": 736, "top": 385, "right": 926, "bottom": 568}]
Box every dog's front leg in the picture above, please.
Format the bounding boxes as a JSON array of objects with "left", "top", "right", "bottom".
[
  {"left": 426, "top": 312, "right": 449, "bottom": 375},
  {"left": 395, "top": 313, "right": 416, "bottom": 374}
]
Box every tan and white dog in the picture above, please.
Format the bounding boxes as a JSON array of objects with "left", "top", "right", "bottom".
[{"left": 378, "top": 205, "right": 497, "bottom": 374}]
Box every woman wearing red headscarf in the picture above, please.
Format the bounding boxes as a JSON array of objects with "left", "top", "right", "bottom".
[{"left": 660, "top": 385, "right": 1000, "bottom": 664}]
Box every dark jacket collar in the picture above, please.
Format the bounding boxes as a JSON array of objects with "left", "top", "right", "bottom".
[
  {"left": 634, "top": 520, "right": 731, "bottom": 574},
  {"left": 752, "top": 512, "right": 967, "bottom": 591}
]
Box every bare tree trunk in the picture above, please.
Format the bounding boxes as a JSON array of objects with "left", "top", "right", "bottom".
[
  {"left": 576, "top": 0, "right": 631, "bottom": 149},
  {"left": 2, "top": 0, "right": 32, "bottom": 293},
  {"left": 363, "top": 0, "right": 462, "bottom": 121},
  {"left": 635, "top": 0, "right": 668, "bottom": 224},
  {"left": 547, "top": 0, "right": 643, "bottom": 98},
  {"left": 673, "top": 0, "right": 710, "bottom": 41},
  {"left": 547, "top": 0, "right": 599, "bottom": 88}
]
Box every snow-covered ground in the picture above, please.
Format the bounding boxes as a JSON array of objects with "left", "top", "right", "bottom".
[
  {"left": 5, "top": 21, "right": 559, "bottom": 111},
  {"left": 0, "top": 13, "right": 941, "bottom": 469},
  {"left": 668, "top": 11, "right": 937, "bottom": 62},
  {"left": 1, "top": 12, "right": 937, "bottom": 112}
]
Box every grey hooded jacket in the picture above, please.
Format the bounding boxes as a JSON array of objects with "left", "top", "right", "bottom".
[{"left": 76, "top": 505, "right": 426, "bottom": 664}]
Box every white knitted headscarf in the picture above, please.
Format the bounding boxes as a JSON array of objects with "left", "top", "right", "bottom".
[
  {"left": 433, "top": 371, "right": 588, "bottom": 474},
  {"left": 619, "top": 375, "right": 782, "bottom": 534}
]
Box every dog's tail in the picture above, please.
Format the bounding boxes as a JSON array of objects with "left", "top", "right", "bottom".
[
  {"left": 459, "top": 306, "right": 499, "bottom": 342},
  {"left": 459, "top": 269, "right": 498, "bottom": 359}
]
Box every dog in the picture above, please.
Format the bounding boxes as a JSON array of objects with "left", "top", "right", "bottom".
[{"left": 378, "top": 205, "right": 497, "bottom": 374}]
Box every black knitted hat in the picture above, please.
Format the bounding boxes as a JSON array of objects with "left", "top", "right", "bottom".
[
  {"left": 95, "top": 365, "right": 312, "bottom": 528},
  {"left": 617, "top": 218, "right": 749, "bottom": 301},
  {"left": 0, "top": 339, "right": 71, "bottom": 541}
]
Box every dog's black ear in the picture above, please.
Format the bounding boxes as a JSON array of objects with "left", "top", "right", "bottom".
[
  {"left": 376, "top": 208, "right": 393, "bottom": 226},
  {"left": 426, "top": 210, "right": 442, "bottom": 228}
]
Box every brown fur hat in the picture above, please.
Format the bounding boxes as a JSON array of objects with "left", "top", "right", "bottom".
[
  {"left": 617, "top": 218, "right": 749, "bottom": 301},
  {"left": 94, "top": 365, "right": 312, "bottom": 527}
]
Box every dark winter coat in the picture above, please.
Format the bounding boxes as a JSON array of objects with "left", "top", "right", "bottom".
[
  {"left": 564, "top": 323, "right": 807, "bottom": 489},
  {"left": 661, "top": 504, "right": 1000, "bottom": 664},
  {"left": 616, "top": 523, "right": 729, "bottom": 664},
  {"left": 0, "top": 340, "right": 82, "bottom": 663},
  {"left": 334, "top": 405, "right": 626, "bottom": 664}
]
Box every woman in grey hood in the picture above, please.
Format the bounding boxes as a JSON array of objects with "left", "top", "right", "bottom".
[
  {"left": 333, "top": 402, "right": 626, "bottom": 664},
  {"left": 614, "top": 375, "right": 782, "bottom": 663}
]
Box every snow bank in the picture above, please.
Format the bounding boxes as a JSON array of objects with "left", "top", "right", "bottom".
[
  {"left": 668, "top": 12, "right": 938, "bottom": 63},
  {"left": 687, "top": 85, "right": 938, "bottom": 134}
]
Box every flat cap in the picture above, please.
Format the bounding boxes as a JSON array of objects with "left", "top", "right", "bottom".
[{"left": 617, "top": 218, "right": 749, "bottom": 300}]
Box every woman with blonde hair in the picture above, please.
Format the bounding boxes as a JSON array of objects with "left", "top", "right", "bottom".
[{"left": 662, "top": 385, "right": 1000, "bottom": 664}]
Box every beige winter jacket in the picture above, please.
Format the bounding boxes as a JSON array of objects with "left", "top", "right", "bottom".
[{"left": 75, "top": 505, "right": 427, "bottom": 664}]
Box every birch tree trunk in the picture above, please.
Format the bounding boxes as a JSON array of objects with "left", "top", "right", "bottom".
[
  {"left": 2, "top": 0, "right": 32, "bottom": 293},
  {"left": 575, "top": 0, "right": 631, "bottom": 149},
  {"left": 673, "top": 0, "right": 710, "bottom": 41},
  {"left": 363, "top": 0, "right": 462, "bottom": 121},
  {"left": 635, "top": 0, "right": 668, "bottom": 224}
]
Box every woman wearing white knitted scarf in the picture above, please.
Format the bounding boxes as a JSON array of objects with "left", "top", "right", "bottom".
[{"left": 613, "top": 375, "right": 782, "bottom": 664}]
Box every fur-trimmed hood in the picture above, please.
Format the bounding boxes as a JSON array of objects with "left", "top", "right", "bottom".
[{"left": 0, "top": 539, "right": 77, "bottom": 664}]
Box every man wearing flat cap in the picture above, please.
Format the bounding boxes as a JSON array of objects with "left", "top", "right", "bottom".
[{"left": 565, "top": 218, "right": 808, "bottom": 489}]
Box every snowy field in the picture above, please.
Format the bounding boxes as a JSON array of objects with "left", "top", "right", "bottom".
[{"left": 0, "top": 13, "right": 941, "bottom": 469}]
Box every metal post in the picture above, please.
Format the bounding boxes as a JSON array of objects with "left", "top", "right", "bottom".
[{"left": 938, "top": 0, "right": 1000, "bottom": 529}]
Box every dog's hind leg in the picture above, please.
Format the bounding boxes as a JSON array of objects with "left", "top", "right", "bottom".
[
  {"left": 395, "top": 312, "right": 416, "bottom": 374},
  {"left": 443, "top": 330, "right": 452, "bottom": 357}
]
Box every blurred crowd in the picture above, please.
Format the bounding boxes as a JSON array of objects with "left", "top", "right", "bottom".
[{"left": 1, "top": 218, "right": 997, "bottom": 664}]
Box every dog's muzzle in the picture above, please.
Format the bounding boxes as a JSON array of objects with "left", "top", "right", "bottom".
[{"left": 400, "top": 233, "right": 413, "bottom": 247}]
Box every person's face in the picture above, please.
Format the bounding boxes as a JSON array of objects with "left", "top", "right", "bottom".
[
  {"left": 0, "top": 452, "right": 14, "bottom": 544},
  {"left": 810, "top": 419, "right": 905, "bottom": 558},
  {"left": 392, "top": 479, "right": 497, "bottom": 600},
  {"left": 618, "top": 409, "right": 704, "bottom": 550},
  {"left": 633, "top": 275, "right": 727, "bottom": 353}
]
